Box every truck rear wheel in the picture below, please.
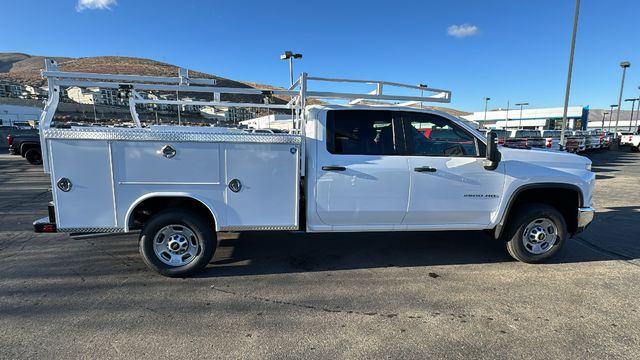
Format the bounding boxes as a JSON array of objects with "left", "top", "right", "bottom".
[
  {"left": 24, "top": 148, "right": 42, "bottom": 165},
  {"left": 139, "top": 209, "right": 216, "bottom": 277},
  {"left": 504, "top": 204, "right": 567, "bottom": 263}
]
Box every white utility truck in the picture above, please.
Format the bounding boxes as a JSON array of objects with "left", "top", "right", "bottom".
[{"left": 34, "top": 60, "right": 595, "bottom": 277}]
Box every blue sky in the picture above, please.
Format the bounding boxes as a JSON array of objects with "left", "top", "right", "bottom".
[{"left": 2, "top": 0, "right": 640, "bottom": 112}]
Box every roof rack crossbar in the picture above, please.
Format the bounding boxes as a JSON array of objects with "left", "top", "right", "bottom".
[{"left": 42, "top": 70, "right": 217, "bottom": 86}]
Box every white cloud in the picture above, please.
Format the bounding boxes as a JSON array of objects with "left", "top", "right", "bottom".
[
  {"left": 76, "top": 0, "right": 117, "bottom": 12},
  {"left": 447, "top": 24, "right": 479, "bottom": 38}
]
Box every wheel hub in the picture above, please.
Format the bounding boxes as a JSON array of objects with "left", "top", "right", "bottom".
[
  {"left": 522, "top": 218, "right": 558, "bottom": 255},
  {"left": 153, "top": 225, "right": 200, "bottom": 267}
]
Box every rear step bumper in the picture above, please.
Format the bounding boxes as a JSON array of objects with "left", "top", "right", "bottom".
[
  {"left": 33, "top": 216, "right": 57, "bottom": 233},
  {"left": 33, "top": 201, "right": 57, "bottom": 233}
]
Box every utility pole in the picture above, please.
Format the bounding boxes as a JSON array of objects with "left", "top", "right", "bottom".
[
  {"left": 601, "top": 111, "right": 608, "bottom": 129},
  {"left": 505, "top": 100, "right": 510, "bottom": 130},
  {"left": 560, "top": 0, "right": 581, "bottom": 148},
  {"left": 613, "top": 61, "right": 631, "bottom": 144},
  {"left": 515, "top": 102, "right": 529, "bottom": 129},
  {"left": 483, "top": 97, "right": 491, "bottom": 125},
  {"left": 625, "top": 98, "right": 639, "bottom": 132},
  {"left": 608, "top": 105, "right": 618, "bottom": 132}
]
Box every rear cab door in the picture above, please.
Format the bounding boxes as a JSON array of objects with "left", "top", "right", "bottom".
[{"left": 313, "top": 109, "right": 409, "bottom": 229}]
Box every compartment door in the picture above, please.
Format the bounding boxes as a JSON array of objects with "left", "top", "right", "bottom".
[
  {"left": 50, "top": 140, "right": 116, "bottom": 229},
  {"left": 224, "top": 143, "right": 299, "bottom": 228}
]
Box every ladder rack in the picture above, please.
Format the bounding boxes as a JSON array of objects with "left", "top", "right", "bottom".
[{"left": 39, "top": 58, "right": 451, "bottom": 130}]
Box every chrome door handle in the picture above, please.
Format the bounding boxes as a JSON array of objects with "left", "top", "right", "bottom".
[
  {"left": 414, "top": 166, "right": 437, "bottom": 173},
  {"left": 322, "top": 166, "right": 346, "bottom": 171}
]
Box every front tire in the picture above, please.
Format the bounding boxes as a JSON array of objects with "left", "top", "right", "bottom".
[
  {"left": 504, "top": 204, "right": 567, "bottom": 263},
  {"left": 139, "top": 209, "right": 216, "bottom": 277}
]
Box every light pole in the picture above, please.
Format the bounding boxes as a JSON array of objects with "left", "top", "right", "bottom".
[
  {"left": 505, "top": 100, "right": 510, "bottom": 130},
  {"left": 483, "top": 97, "right": 491, "bottom": 126},
  {"left": 560, "top": 0, "right": 581, "bottom": 148},
  {"left": 601, "top": 111, "right": 608, "bottom": 129},
  {"left": 280, "top": 51, "right": 303, "bottom": 87},
  {"left": 419, "top": 84, "right": 429, "bottom": 109},
  {"left": 608, "top": 104, "right": 618, "bottom": 132},
  {"left": 614, "top": 61, "right": 631, "bottom": 141},
  {"left": 515, "top": 102, "right": 529, "bottom": 129},
  {"left": 625, "top": 98, "right": 639, "bottom": 132}
]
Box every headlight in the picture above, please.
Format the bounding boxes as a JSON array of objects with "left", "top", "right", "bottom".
[{"left": 586, "top": 163, "right": 592, "bottom": 171}]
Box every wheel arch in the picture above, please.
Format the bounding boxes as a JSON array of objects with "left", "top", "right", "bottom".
[
  {"left": 125, "top": 193, "right": 220, "bottom": 232},
  {"left": 495, "top": 183, "right": 583, "bottom": 239}
]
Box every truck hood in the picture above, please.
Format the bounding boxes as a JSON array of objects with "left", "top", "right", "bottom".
[{"left": 498, "top": 146, "right": 591, "bottom": 171}]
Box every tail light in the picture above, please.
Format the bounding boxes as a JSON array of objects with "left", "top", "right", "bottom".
[
  {"left": 498, "top": 138, "right": 504, "bottom": 145},
  {"left": 7, "top": 135, "right": 13, "bottom": 146}
]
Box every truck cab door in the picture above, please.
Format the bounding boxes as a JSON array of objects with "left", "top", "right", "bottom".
[
  {"left": 314, "top": 110, "right": 409, "bottom": 226},
  {"left": 398, "top": 112, "right": 506, "bottom": 226}
]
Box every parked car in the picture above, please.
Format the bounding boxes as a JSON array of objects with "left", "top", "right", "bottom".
[
  {"left": 570, "top": 131, "right": 597, "bottom": 150},
  {"left": 7, "top": 134, "right": 42, "bottom": 165},
  {"left": 542, "top": 130, "right": 562, "bottom": 149},
  {"left": 628, "top": 134, "right": 640, "bottom": 152},
  {"left": 33, "top": 64, "right": 596, "bottom": 277},
  {"left": 506, "top": 129, "right": 545, "bottom": 148},
  {"left": 619, "top": 132, "right": 636, "bottom": 146},
  {"left": 561, "top": 132, "right": 586, "bottom": 153}
]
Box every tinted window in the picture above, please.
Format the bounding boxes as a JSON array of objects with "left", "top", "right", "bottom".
[
  {"left": 400, "top": 112, "right": 483, "bottom": 157},
  {"left": 326, "top": 110, "right": 399, "bottom": 155}
]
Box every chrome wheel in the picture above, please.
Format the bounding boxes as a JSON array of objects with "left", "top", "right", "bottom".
[
  {"left": 521, "top": 218, "right": 558, "bottom": 255},
  {"left": 153, "top": 225, "right": 200, "bottom": 266}
]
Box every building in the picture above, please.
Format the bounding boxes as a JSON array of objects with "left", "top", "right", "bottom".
[
  {"left": 0, "top": 81, "right": 23, "bottom": 98},
  {"left": 0, "top": 104, "right": 43, "bottom": 127},
  {"left": 462, "top": 106, "right": 588, "bottom": 130},
  {"left": 66, "top": 86, "right": 97, "bottom": 104},
  {"left": 66, "top": 86, "right": 119, "bottom": 106},
  {"left": 200, "top": 106, "right": 227, "bottom": 121},
  {"left": 225, "top": 107, "right": 256, "bottom": 123},
  {"left": 239, "top": 114, "right": 294, "bottom": 131}
]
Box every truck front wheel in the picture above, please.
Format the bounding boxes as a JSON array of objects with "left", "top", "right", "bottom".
[
  {"left": 139, "top": 209, "right": 217, "bottom": 277},
  {"left": 504, "top": 204, "right": 567, "bottom": 263}
]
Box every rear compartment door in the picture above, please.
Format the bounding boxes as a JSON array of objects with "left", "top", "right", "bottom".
[{"left": 50, "top": 140, "right": 116, "bottom": 229}]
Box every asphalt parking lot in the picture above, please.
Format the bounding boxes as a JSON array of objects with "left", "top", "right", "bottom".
[{"left": 0, "top": 149, "right": 639, "bottom": 359}]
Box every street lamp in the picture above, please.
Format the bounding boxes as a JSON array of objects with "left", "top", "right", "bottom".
[
  {"left": 418, "top": 83, "right": 429, "bottom": 109},
  {"left": 483, "top": 97, "right": 491, "bottom": 125},
  {"left": 624, "top": 98, "right": 640, "bottom": 131},
  {"left": 515, "top": 102, "right": 529, "bottom": 129},
  {"left": 608, "top": 104, "right": 618, "bottom": 132},
  {"left": 280, "top": 51, "right": 303, "bottom": 87},
  {"left": 505, "top": 100, "right": 510, "bottom": 130},
  {"left": 614, "top": 61, "right": 631, "bottom": 140},
  {"left": 601, "top": 111, "right": 608, "bottom": 129},
  {"left": 560, "top": 0, "right": 581, "bottom": 148}
]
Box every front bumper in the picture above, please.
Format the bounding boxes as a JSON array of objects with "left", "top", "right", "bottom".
[{"left": 575, "top": 206, "right": 595, "bottom": 233}]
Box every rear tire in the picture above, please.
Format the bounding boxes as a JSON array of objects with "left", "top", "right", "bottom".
[
  {"left": 504, "top": 203, "right": 567, "bottom": 263},
  {"left": 631, "top": 145, "right": 639, "bottom": 152},
  {"left": 139, "top": 208, "right": 216, "bottom": 277},
  {"left": 24, "top": 148, "right": 42, "bottom": 165}
]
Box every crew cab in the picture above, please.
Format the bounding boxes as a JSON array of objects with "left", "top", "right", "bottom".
[{"left": 33, "top": 61, "right": 596, "bottom": 277}]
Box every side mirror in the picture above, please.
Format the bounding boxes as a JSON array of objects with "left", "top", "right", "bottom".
[{"left": 483, "top": 131, "right": 501, "bottom": 170}]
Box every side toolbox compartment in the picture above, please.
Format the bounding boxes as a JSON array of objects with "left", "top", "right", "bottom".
[
  {"left": 48, "top": 140, "right": 117, "bottom": 231},
  {"left": 223, "top": 143, "right": 300, "bottom": 229}
]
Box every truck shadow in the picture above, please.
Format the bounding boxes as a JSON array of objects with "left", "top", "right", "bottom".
[{"left": 197, "top": 206, "right": 639, "bottom": 278}]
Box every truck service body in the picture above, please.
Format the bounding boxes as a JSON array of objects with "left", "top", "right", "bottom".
[{"left": 34, "top": 60, "right": 596, "bottom": 276}]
